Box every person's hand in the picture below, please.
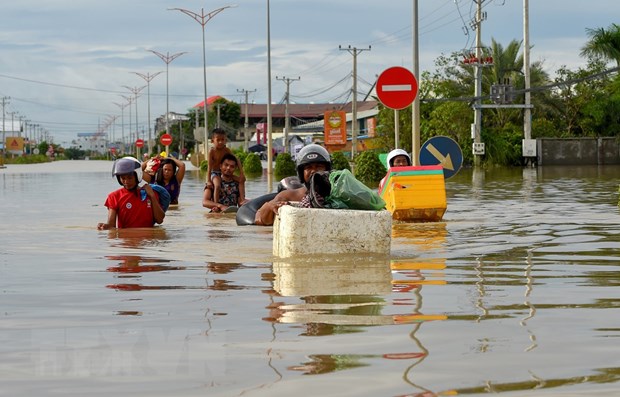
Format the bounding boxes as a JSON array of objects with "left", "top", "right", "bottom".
[
  {"left": 97, "top": 223, "right": 110, "bottom": 230},
  {"left": 143, "top": 184, "right": 156, "bottom": 199},
  {"left": 211, "top": 205, "right": 222, "bottom": 213},
  {"left": 271, "top": 200, "right": 290, "bottom": 214}
]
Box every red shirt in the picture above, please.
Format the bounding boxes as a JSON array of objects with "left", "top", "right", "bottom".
[{"left": 104, "top": 187, "right": 159, "bottom": 228}]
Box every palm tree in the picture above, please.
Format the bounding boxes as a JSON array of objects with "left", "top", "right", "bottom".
[{"left": 580, "top": 23, "right": 620, "bottom": 66}]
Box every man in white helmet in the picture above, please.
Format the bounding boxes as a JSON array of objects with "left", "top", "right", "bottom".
[
  {"left": 254, "top": 144, "right": 332, "bottom": 226},
  {"left": 97, "top": 157, "right": 166, "bottom": 230},
  {"left": 379, "top": 149, "right": 412, "bottom": 191}
]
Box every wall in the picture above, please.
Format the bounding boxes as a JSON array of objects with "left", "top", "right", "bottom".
[{"left": 537, "top": 137, "right": 620, "bottom": 165}]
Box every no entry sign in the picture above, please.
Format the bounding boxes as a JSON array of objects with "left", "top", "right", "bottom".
[
  {"left": 135, "top": 139, "right": 144, "bottom": 148},
  {"left": 376, "top": 66, "right": 418, "bottom": 110},
  {"left": 160, "top": 133, "right": 173, "bottom": 146}
]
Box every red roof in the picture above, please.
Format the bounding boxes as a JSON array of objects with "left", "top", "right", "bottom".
[{"left": 193, "top": 95, "right": 223, "bottom": 108}]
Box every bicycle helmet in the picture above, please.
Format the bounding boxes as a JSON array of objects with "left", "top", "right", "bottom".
[
  {"left": 386, "top": 149, "right": 412, "bottom": 168},
  {"left": 295, "top": 144, "right": 332, "bottom": 184},
  {"left": 112, "top": 156, "right": 142, "bottom": 186}
]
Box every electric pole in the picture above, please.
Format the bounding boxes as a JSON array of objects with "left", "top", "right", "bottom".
[
  {"left": 276, "top": 76, "right": 300, "bottom": 154},
  {"left": 339, "top": 45, "right": 371, "bottom": 163},
  {"left": 237, "top": 88, "right": 256, "bottom": 152},
  {"left": 473, "top": 0, "right": 484, "bottom": 167}
]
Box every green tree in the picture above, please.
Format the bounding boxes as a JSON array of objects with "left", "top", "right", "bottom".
[
  {"left": 331, "top": 151, "right": 351, "bottom": 171},
  {"left": 274, "top": 152, "right": 296, "bottom": 178},
  {"left": 353, "top": 151, "right": 386, "bottom": 186},
  {"left": 580, "top": 23, "right": 620, "bottom": 66}
]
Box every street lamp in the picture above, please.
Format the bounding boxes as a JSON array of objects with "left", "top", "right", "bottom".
[
  {"left": 148, "top": 50, "right": 187, "bottom": 142},
  {"left": 132, "top": 71, "right": 163, "bottom": 155},
  {"left": 113, "top": 101, "right": 129, "bottom": 153},
  {"left": 169, "top": 5, "right": 236, "bottom": 161},
  {"left": 123, "top": 85, "right": 146, "bottom": 159}
]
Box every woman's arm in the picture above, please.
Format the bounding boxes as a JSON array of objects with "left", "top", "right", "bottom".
[{"left": 174, "top": 157, "right": 186, "bottom": 184}]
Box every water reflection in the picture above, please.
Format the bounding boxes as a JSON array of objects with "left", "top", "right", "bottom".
[
  {"left": 264, "top": 257, "right": 393, "bottom": 333},
  {"left": 104, "top": 227, "right": 169, "bottom": 248},
  {"left": 264, "top": 256, "right": 449, "bottom": 397},
  {"left": 106, "top": 255, "right": 185, "bottom": 274}
]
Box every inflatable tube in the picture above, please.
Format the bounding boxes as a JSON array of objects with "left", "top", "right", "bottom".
[
  {"left": 277, "top": 176, "right": 303, "bottom": 192},
  {"left": 236, "top": 192, "right": 278, "bottom": 226}
]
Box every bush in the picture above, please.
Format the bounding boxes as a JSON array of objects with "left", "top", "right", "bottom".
[
  {"left": 199, "top": 160, "right": 208, "bottom": 172},
  {"left": 353, "top": 151, "right": 386, "bottom": 186},
  {"left": 331, "top": 151, "right": 351, "bottom": 171},
  {"left": 232, "top": 147, "right": 248, "bottom": 165},
  {"left": 243, "top": 152, "right": 263, "bottom": 175},
  {"left": 274, "top": 152, "right": 296, "bottom": 178}
]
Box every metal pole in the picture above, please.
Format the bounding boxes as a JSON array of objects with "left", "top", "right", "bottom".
[
  {"left": 169, "top": 5, "right": 235, "bottom": 163},
  {"left": 339, "top": 45, "right": 370, "bottom": 162},
  {"left": 473, "top": 0, "right": 483, "bottom": 167},
  {"left": 412, "top": 0, "right": 421, "bottom": 165},
  {"left": 132, "top": 71, "right": 163, "bottom": 155},
  {"left": 267, "top": 0, "right": 273, "bottom": 181},
  {"left": 237, "top": 88, "right": 256, "bottom": 152},
  {"left": 276, "top": 76, "right": 300, "bottom": 154},
  {"left": 148, "top": 50, "right": 187, "bottom": 147},
  {"left": 523, "top": 0, "right": 532, "bottom": 141}
]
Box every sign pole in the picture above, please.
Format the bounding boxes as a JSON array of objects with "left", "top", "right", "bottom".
[{"left": 394, "top": 109, "right": 400, "bottom": 149}]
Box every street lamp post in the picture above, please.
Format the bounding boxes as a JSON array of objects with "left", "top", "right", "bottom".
[
  {"left": 123, "top": 85, "right": 146, "bottom": 159},
  {"left": 120, "top": 95, "right": 133, "bottom": 152},
  {"left": 148, "top": 50, "right": 187, "bottom": 144},
  {"left": 169, "top": 5, "right": 236, "bottom": 161},
  {"left": 132, "top": 71, "right": 163, "bottom": 155},
  {"left": 113, "top": 101, "right": 129, "bottom": 154}
]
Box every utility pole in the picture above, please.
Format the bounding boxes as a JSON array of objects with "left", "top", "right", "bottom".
[
  {"left": 339, "top": 45, "right": 371, "bottom": 162},
  {"left": 523, "top": 0, "right": 533, "bottom": 165},
  {"left": 1, "top": 96, "right": 9, "bottom": 166},
  {"left": 275, "top": 76, "right": 300, "bottom": 154},
  {"left": 473, "top": 0, "right": 484, "bottom": 167},
  {"left": 237, "top": 88, "right": 256, "bottom": 152}
]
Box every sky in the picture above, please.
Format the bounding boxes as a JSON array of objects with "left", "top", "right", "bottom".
[{"left": 1, "top": 0, "right": 618, "bottom": 146}]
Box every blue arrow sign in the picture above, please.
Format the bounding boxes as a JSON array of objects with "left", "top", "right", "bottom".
[{"left": 419, "top": 136, "right": 463, "bottom": 179}]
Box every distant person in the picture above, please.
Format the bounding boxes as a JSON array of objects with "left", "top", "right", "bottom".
[
  {"left": 206, "top": 128, "right": 246, "bottom": 205},
  {"left": 142, "top": 155, "right": 186, "bottom": 205},
  {"left": 202, "top": 153, "right": 247, "bottom": 212},
  {"left": 254, "top": 144, "right": 332, "bottom": 226},
  {"left": 379, "top": 149, "right": 412, "bottom": 190},
  {"left": 97, "top": 157, "right": 165, "bottom": 230}
]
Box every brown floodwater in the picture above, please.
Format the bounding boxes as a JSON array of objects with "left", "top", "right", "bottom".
[{"left": 1, "top": 160, "right": 619, "bottom": 397}]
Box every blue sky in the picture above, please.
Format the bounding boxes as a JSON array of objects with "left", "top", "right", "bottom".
[{"left": 1, "top": 0, "right": 618, "bottom": 145}]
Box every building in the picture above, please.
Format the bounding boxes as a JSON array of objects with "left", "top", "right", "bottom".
[{"left": 74, "top": 133, "right": 107, "bottom": 154}]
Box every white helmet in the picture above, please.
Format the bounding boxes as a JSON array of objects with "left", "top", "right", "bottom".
[
  {"left": 386, "top": 149, "right": 412, "bottom": 168},
  {"left": 112, "top": 156, "right": 142, "bottom": 185}
]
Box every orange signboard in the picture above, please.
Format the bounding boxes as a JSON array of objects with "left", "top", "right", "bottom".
[
  {"left": 323, "top": 111, "right": 346, "bottom": 145},
  {"left": 6, "top": 136, "right": 25, "bottom": 153}
]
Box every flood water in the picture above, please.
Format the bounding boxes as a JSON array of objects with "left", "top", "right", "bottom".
[{"left": 1, "top": 160, "right": 619, "bottom": 397}]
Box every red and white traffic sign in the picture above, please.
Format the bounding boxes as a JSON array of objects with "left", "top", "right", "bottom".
[
  {"left": 376, "top": 66, "right": 418, "bottom": 110},
  {"left": 135, "top": 139, "right": 144, "bottom": 148},
  {"left": 160, "top": 133, "right": 173, "bottom": 146}
]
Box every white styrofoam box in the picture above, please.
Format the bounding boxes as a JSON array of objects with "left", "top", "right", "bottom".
[{"left": 273, "top": 205, "right": 392, "bottom": 258}]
